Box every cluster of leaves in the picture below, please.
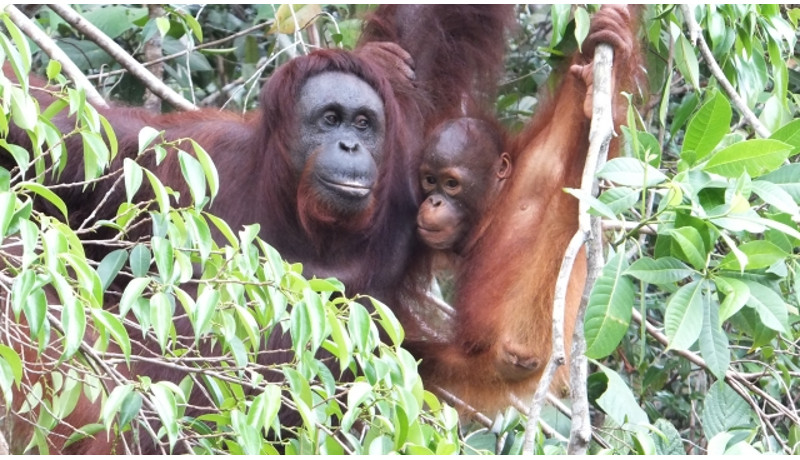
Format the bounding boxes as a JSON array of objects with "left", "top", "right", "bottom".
[
  {"left": 0, "top": 8, "right": 463, "bottom": 454},
  {"left": 577, "top": 4, "right": 800, "bottom": 454}
]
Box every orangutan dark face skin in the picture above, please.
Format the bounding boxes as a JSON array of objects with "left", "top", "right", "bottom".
[
  {"left": 292, "top": 71, "right": 387, "bottom": 218},
  {"left": 416, "top": 117, "right": 511, "bottom": 253}
]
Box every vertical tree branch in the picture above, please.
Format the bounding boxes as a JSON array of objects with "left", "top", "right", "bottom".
[
  {"left": 568, "top": 42, "right": 615, "bottom": 456},
  {"left": 143, "top": 5, "right": 165, "bottom": 111},
  {"left": 521, "top": 42, "right": 615, "bottom": 455}
]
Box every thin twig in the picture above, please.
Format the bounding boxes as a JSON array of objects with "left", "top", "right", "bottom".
[
  {"left": 521, "top": 231, "right": 582, "bottom": 451},
  {"left": 47, "top": 4, "right": 197, "bottom": 111},
  {"left": 4, "top": 5, "right": 108, "bottom": 108},
  {"left": 85, "top": 20, "right": 274, "bottom": 83},
  {"left": 680, "top": 4, "right": 770, "bottom": 138},
  {"left": 631, "top": 309, "right": 798, "bottom": 453}
]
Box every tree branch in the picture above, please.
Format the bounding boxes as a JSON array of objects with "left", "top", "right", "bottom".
[
  {"left": 680, "top": 4, "right": 770, "bottom": 138},
  {"left": 569, "top": 42, "right": 615, "bottom": 455},
  {"left": 143, "top": 5, "right": 165, "bottom": 111},
  {"left": 4, "top": 5, "right": 108, "bottom": 108},
  {"left": 47, "top": 4, "right": 198, "bottom": 111},
  {"left": 631, "top": 309, "right": 799, "bottom": 453},
  {"left": 520, "top": 42, "right": 616, "bottom": 455}
]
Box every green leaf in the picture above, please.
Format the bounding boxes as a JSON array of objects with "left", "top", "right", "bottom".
[
  {"left": 699, "top": 290, "right": 729, "bottom": 380},
  {"left": 566, "top": 188, "right": 617, "bottom": 219},
  {"left": 719, "top": 240, "right": 788, "bottom": 271},
  {"left": 181, "top": 13, "right": 203, "bottom": 41},
  {"left": 674, "top": 34, "right": 700, "bottom": 90},
  {"left": 574, "top": 7, "right": 590, "bottom": 51},
  {"left": 716, "top": 277, "right": 750, "bottom": 323},
  {"left": 0, "top": 141, "right": 31, "bottom": 178},
  {"left": 150, "top": 382, "right": 181, "bottom": 451},
  {"left": 91, "top": 308, "right": 131, "bottom": 360},
  {"left": 184, "top": 211, "right": 212, "bottom": 265},
  {"left": 598, "top": 187, "right": 639, "bottom": 215},
  {"left": 289, "top": 300, "right": 311, "bottom": 355},
  {"left": 284, "top": 367, "right": 313, "bottom": 411},
  {"left": 205, "top": 212, "right": 238, "bottom": 248},
  {"left": 258, "top": 384, "right": 282, "bottom": 437},
  {"left": 348, "top": 302, "right": 373, "bottom": 353},
  {"left": 594, "top": 363, "right": 649, "bottom": 426},
  {"left": 702, "top": 139, "right": 793, "bottom": 178},
  {"left": 326, "top": 308, "right": 352, "bottom": 371},
  {"left": 144, "top": 170, "right": 170, "bottom": 214},
  {"left": 99, "top": 115, "right": 118, "bottom": 159},
  {"left": 653, "top": 419, "right": 685, "bottom": 455},
  {"left": 549, "top": 4, "right": 571, "bottom": 47},
  {"left": 304, "top": 288, "right": 325, "bottom": 353},
  {"left": 369, "top": 296, "right": 404, "bottom": 347},
  {"left": 270, "top": 4, "right": 322, "bottom": 35},
  {"left": 137, "top": 126, "right": 161, "bottom": 154},
  {"left": 155, "top": 16, "right": 171, "bottom": 37},
  {"left": 150, "top": 292, "right": 174, "bottom": 351},
  {"left": 118, "top": 391, "right": 142, "bottom": 429},
  {"left": 81, "top": 131, "right": 110, "bottom": 180},
  {"left": 625, "top": 256, "right": 694, "bottom": 285},
  {"left": 751, "top": 180, "right": 799, "bottom": 216},
  {"left": 152, "top": 236, "right": 174, "bottom": 284},
  {"left": 129, "top": 244, "right": 151, "bottom": 278},
  {"left": 669, "top": 227, "right": 707, "bottom": 270},
  {"left": 584, "top": 253, "right": 634, "bottom": 359},
  {"left": 22, "top": 288, "right": 46, "bottom": 339},
  {"left": 681, "top": 91, "right": 731, "bottom": 162},
  {"left": 664, "top": 280, "right": 705, "bottom": 351},
  {"left": 189, "top": 140, "right": 219, "bottom": 201},
  {"left": 701, "top": 380, "right": 753, "bottom": 439},
  {"left": 96, "top": 249, "right": 128, "bottom": 291},
  {"left": 0, "top": 191, "right": 15, "bottom": 241},
  {"left": 670, "top": 93, "right": 699, "bottom": 139},
  {"left": 193, "top": 286, "right": 219, "bottom": 341},
  {"left": 597, "top": 157, "right": 667, "bottom": 187},
  {"left": 0, "top": 345, "right": 23, "bottom": 386},
  {"left": 769, "top": 118, "right": 800, "bottom": 155},
  {"left": 743, "top": 281, "right": 788, "bottom": 333},
  {"left": 61, "top": 252, "right": 103, "bottom": 308},
  {"left": 18, "top": 182, "right": 69, "bottom": 220},
  {"left": 52, "top": 271, "right": 86, "bottom": 358},
  {"left": 123, "top": 158, "right": 143, "bottom": 203},
  {"left": 120, "top": 277, "right": 150, "bottom": 316},
  {"left": 178, "top": 150, "right": 207, "bottom": 207},
  {"left": 2, "top": 14, "right": 31, "bottom": 73},
  {"left": 101, "top": 384, "right": 134, "bottom": 431},
  {"left": 10, "top": 87, "right": 37, "bottom": 131}
]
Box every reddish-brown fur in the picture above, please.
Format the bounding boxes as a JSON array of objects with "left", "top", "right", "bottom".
[
  {"left": 4, "top": 49, "right": 429, "bottom": 454},
  {"left": 410, "top": 5, "right": 642, "bottom": 413},
  {"left": 359, "top": 5, "right": 516, "bottom": 135},
  {"left": 1, "top": 7, "right": 518, "bottom": 453}
]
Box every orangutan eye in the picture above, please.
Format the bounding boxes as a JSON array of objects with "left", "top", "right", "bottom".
[
  {"left": 323, "top": 111, "right": 339, "bottom": 126},
  {"left": 354, "top": 116, "right": 370, "bottom": 130}
]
